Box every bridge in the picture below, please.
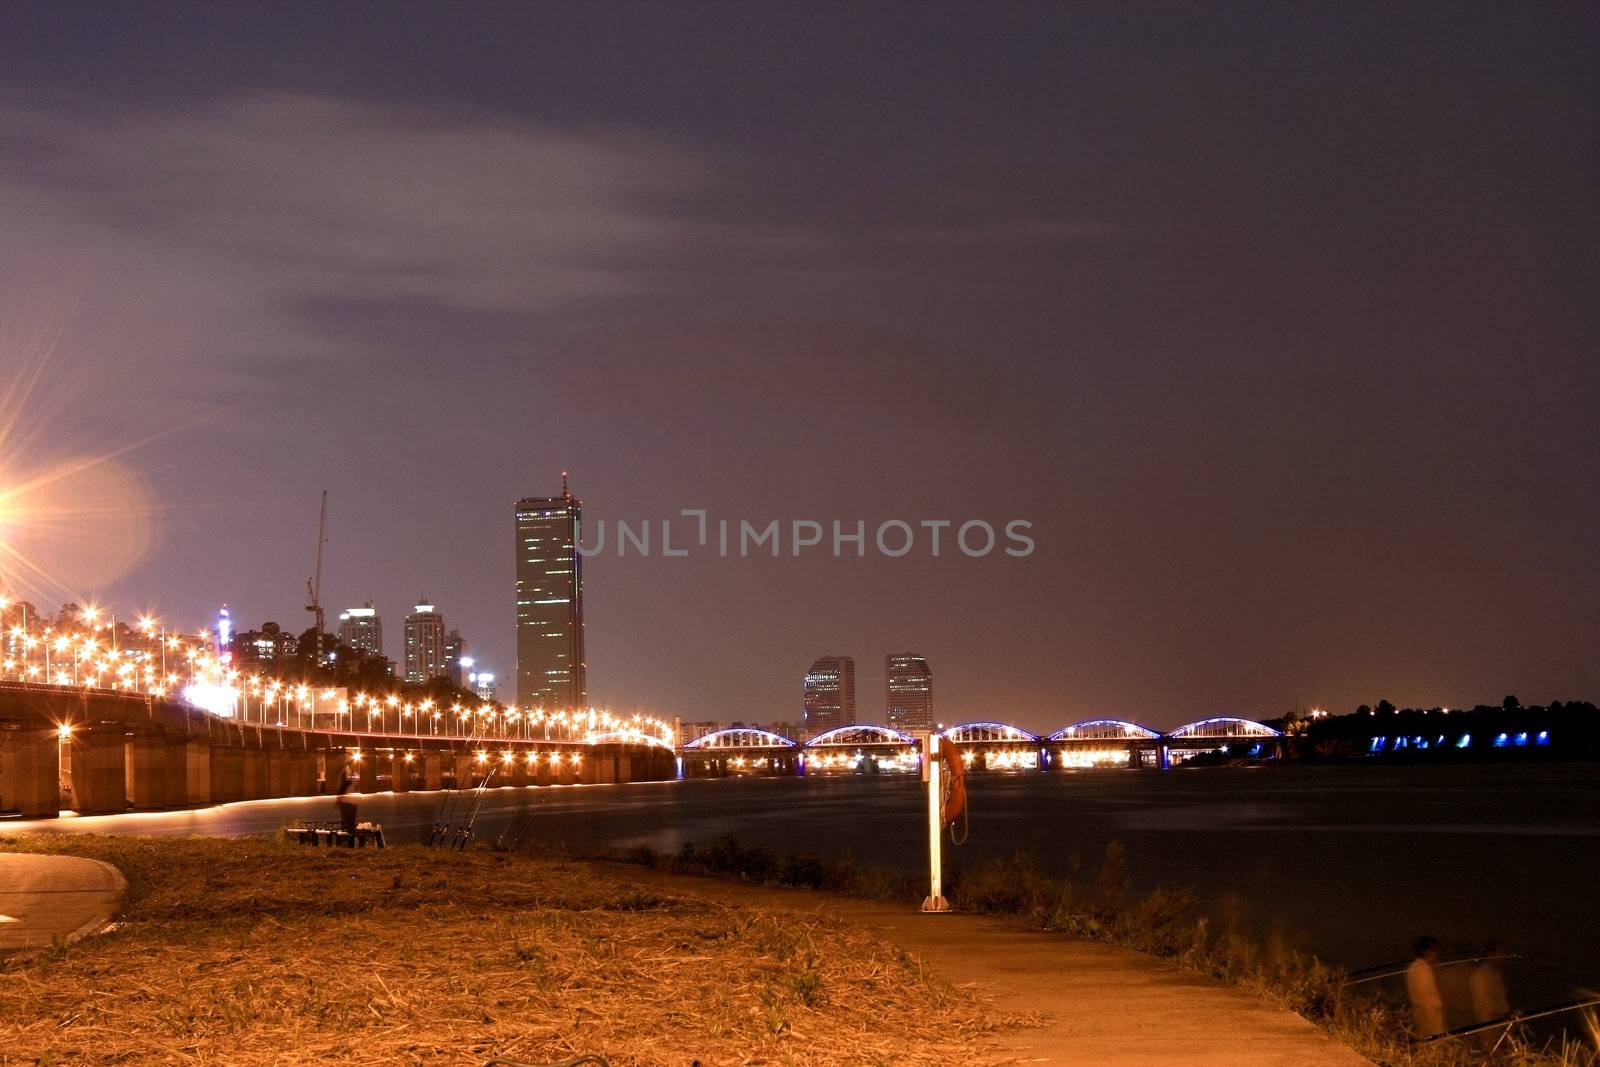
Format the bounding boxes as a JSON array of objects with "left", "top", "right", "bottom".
[
  {"left": 2, "top": 679, "right": 1282, "bottom": 816},
  {"left": 679, "top": 716, "right": 1283, "bottom": 777},
  {"left": 0, "top": 682, "right": 676, "bottom": 818}
]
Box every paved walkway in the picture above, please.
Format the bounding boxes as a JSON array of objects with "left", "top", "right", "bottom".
[
  {"left": 0, "top": 853, "right": 126, "bottom": 951},
  {"left": 610, "top": 865, "right": 1372, "bottom": 1066}
]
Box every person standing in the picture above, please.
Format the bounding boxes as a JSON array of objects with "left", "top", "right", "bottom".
[
  {"left": 1406, "top": 936, "right": 1446, "bottom": 1038},
  {"left": 1469, "top": 942, "right": 1511, "bottom": 1052}
]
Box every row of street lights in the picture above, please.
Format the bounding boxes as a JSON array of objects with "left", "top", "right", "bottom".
[{"left": 0, "top": 595, "right": 674, "bottom": 748}]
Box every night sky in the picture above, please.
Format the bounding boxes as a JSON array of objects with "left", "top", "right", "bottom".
[{"left": 0, "top": 3, "right": 1595, "bottom": 731}]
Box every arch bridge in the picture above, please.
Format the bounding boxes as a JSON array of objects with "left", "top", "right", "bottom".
[
  {"left": 671, "top": 715, "right": 1284, "bottom": 777},
  {"left": 803, "top": 724, "right": 918, "bottom": 774},
  {"left": 680, "top": 727, "right": 799, "bottom": 778},
  {"left": 935, "top": 721, "right": 1045, "bottom": 771}
]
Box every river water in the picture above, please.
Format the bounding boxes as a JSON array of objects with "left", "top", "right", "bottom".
[{"left": 6, "top": 762, "right": 1597, "bottom": 1028}]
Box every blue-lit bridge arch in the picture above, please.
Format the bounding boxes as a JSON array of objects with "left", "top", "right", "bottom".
[
  {"left": 1161, "top": 716, "right": 1282, "bottom": 765},
  {"left": 680, "top": 727, "right": 799, "bottom": 777},
  {"left": 1047, "top": 718, "right": 1162, "bottom": 768},
  {"left": 803, "top": 724, "right": 918, "bottom": 774},
  {"left": 673, "top": 714, "right": 1286, "bottom": 779},
  {"left": 939, "top": 721, "right": 1043, "bottom": 771}
]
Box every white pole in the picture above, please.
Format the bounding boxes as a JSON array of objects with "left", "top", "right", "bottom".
[{"left": 921, "top": 732, "right": 950, "bottom": 913}]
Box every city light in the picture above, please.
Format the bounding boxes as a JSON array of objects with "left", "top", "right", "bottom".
[{"left": 0, "top": 593, "right": 677, "bottom": 753}]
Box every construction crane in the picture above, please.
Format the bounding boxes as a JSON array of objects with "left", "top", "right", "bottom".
[{"left": 305, "top": 489, "right": 328, "bottom": 654}]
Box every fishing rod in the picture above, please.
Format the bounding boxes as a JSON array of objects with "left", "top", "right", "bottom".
[
  {"left": 431, "top": 717, "right": 496, "bottom": 847},
  {"left": 1416, "top": 995, "right": 1600, "bottom": 1051},
  {"left": 457, "top": 757, "right": 501, "bottom": 848},
  {"left": 1344, "top": 954, "right": 1521, "bottom": 986}
]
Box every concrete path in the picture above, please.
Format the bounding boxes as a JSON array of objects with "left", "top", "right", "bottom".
[
  {"left": 610, "top": 865, "right": 1372, "bottom": 1067},
  {"left": 0, "top": 853, "right": 126, "bottom": 951}
]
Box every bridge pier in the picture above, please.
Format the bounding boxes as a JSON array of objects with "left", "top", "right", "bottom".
[
  {"left": 390, "top": 753, "right": 413, "bottom": 792},
  {"left": 125, "top": 734, "right": 187, "bottom": 808},
  {"left": 69, "top": 730, "right": 128, "bottom": 813},
  {"left": 210, "top": 746, "right": 244, "bottom": 802},
  {"left": 241, "top": 748, "right": 268, "bottom": 800},
  {"left": 183, "top": 740, "right": 211, "bottom": 805},
  {"left": 421, "top": 752, "right": 443, "bottom": 790},
  {"left": 451, "top": 752, "right": 474, "bottom": 789},
  {"left": 509, "top": 755, "right": 531, "bottom": 787},
  {"left": 0, "top": 726, "right": 61, "bottom": 818},
  {"left": 355, "top": 754, "right": 378, "bottom": 793},
  {"left": 267, "top": 750, "right": 295, "bottom": 797},
  {"left": 293, "top": 751, "right": 319, "bottom": 795}
]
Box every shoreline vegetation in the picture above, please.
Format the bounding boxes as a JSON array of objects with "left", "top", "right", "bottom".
[
  {"left": 0, "top": 834, "right": 1014, "bottom": 1065},
  {"left": 595, "top": 835, "right": 1598, "bottom": 1067},
  {"left": 2, "top": 832, "right": 1593, "bottom": 1066}
]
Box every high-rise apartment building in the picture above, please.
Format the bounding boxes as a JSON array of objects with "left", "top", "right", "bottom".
[
  {"left": 338, "top": 602, "right": 383, "bottom": 659},
  {"left": 403, "top": 600, "right": 447, "bottom": 684},
  {"left": 515, "top": 481, "right": 586, "bottom": 710},
  {"left": 885, "top": 653, "right": 934, "bottom": 731},
  {"left": 803, "top": 655, "right": 856, "bottom": 735}
]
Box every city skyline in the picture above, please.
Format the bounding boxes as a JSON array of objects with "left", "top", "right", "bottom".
[{"left": 0, "top": 4, "right": 1594, "bottom": 732}]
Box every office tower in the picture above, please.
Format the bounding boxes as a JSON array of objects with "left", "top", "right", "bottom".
[
  {"left": 403, "top": 600, "right": 447, "bottom": 684},
  {"left": 885, "top": 653, "right": 934, "bottom": 731},
  {"left": 338, "top": 602, "right": 383, "bottom": 659},
  {"left": 443, "top": 629, "right": 466, "bottom": 686},
  {"left": 803, "top": 655, "right": 855, "bottom": 735},
  {"left": 515, "top": 479, "right": 586, "bottom": 710}
]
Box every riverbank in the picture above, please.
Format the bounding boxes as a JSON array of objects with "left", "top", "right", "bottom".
[
  {"left": 598, "top": 836, "right": 1597, "bottom": 1067},
  {"left": 0, "top": 835, "right": 1380, "bottom": 1066},
  {"left": 0, "top": 835, "right": 1009, "bottom": 1064}
]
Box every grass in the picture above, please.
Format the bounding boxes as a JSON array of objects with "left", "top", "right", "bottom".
[
  {"left": 603, "top": 835, "right": 1599, "bottom": 1067},
  {"left": 0, "top": 834, "right": 1014, "bottom": 1066}
]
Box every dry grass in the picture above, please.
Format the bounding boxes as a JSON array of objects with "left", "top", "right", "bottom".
[{"left": 0, "top": 835, "right": 1011, "bottom": 1066}]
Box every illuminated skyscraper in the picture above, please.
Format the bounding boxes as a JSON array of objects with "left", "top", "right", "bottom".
[
  {"left": 515, "top": 481, "right": 586, "bottom": 710},
  {"left": 803, "top": 655, "right": 855, "bottom": 736},
  {"left": 338, "top": 602, "right": 383, "bottom": 659},
  {"left": 443, "top": 629, "right": 466, "bottom": 686},
  {"left": 885, "top": 653, "right": 934, "bottom": 730},
  {"left": 403, "top": 600, "right": 447, "bottom": 684}
]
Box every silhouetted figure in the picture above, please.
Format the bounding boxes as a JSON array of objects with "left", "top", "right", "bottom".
[
  {"left": 335, "top": 772, "right": 359, "bottom": 837},
  {"left": 1406, "top": 936, "right": 1445, "bottom": 1038},
  {"left": 1470, "top": 941, "right": 1511, "bottom": 1052}
]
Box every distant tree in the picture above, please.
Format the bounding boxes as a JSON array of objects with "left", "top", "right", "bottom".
[
  {"left": 1355, "top": 704, "right": 1372, "bottom": 716},
  {"left": 1503, "top": 694, "right": 1521, "bottom": 712},
  {"left": 1376, "top": 699, "right": 1396, "bottom": 716}
]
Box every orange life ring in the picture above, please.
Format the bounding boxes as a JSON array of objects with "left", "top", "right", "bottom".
[{"left": 939, "top": 741, "right": 966, "bottom": 827}]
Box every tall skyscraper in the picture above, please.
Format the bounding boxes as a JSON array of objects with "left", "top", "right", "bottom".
[
  {"left": 803, "top": 655, "right": 856, "bottom": 736},
  {"left": 885, "top": 653, "right": 934, "bottom": 730},
  {"left": 443, "top": 629, "right": 466, "bottom": 686},
  {"left": 515, "top": 480, "right": 586, "bottom": 710},
  {"left": 403, "top": 600, "right": 447, "bottom": 684},
  {"left": 338, "top": 602, "right": 383, "bottom": 659}
]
